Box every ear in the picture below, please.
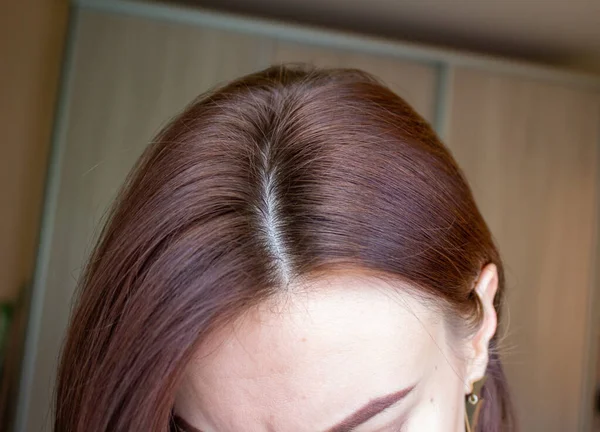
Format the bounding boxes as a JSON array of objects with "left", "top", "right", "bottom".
[{"left": 464, "top": 263, "right": 499, "bottom": 394}]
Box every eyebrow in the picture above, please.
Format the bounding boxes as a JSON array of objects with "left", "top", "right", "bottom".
[
  {"left": 172, "top": 384, "right": 416, "bottom": 432},
  {"left": 324, "top": 385, "right": 416, "bottom": 432}
]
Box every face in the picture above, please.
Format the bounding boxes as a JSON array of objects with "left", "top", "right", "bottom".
[{"left": 174, "top": 274, "right": 483, "bottom": 432}]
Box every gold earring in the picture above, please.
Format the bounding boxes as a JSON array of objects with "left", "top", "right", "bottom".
[{"left": 465, "top": 376, "right": 486, "bottom": 432}]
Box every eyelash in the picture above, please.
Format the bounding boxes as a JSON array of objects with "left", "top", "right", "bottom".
[{"left": 171, "top": 414, "right": 203, "bottom": 432}]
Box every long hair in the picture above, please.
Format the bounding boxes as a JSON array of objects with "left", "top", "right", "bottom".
[{"left": 55, "top": 65, "right": 516, "bottom": 431}]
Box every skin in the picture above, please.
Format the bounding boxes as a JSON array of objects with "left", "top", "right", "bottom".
[{"left": 174, "top": 265, "right": 498, "bottom": 432}]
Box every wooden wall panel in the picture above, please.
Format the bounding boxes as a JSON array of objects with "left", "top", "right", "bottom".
[
  {"left": 0, "top": 1, "right": 68, "bottom": 302},
  {"left": 448, "top": 67, "right": 600, "bottom": 432}
]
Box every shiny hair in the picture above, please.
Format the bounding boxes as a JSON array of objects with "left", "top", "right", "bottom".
[{"left": 55, "top": 65, "right": 516, "bottom": 431}]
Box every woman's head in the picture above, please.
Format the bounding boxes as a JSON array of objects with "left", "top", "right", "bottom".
[{"left": 56, "top": 66, "right": 515, "bottom": 431}]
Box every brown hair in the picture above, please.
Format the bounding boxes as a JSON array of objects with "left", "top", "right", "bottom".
[{"left": 55, "top": 65, "right": 516, "bottom": 431}]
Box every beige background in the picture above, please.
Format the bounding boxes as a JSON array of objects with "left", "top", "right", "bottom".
[
  {"left": 1, "top": 1, "right": 598, "bottom": 431},
  {"left": 19, "top": 8, "right": 600, "bottom": 432},
  {"left": 448, "top": 68, "right": 600, "bottom": 431}
]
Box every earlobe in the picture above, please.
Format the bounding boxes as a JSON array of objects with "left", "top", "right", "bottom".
[{"left": 465, "top": 263, "right": 499, "bottom": 393}]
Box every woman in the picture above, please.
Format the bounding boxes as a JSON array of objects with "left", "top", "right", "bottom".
[{"left": 55, "top": 65, "right": 516, "bottom": 431}]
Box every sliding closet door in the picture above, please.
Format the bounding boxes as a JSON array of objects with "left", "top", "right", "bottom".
[
  {"left": 271, "top": 41, "right": 438, "bottom": 123},
  {"left": 447, "top": 67, "right": 600, "bottom": 432},
  {"left": 24, "top": 9, "right": 272, "bottom": 432}
]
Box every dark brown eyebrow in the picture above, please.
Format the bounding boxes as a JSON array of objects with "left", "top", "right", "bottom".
[
  {"left": 324, "top": 385, "right": 416, "bottom": 432},
  {"left": 171, "top": 385, "right": 415, "bottom": 432}
]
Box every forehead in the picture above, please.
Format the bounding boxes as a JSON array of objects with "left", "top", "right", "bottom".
[{"left": 175, "top": 275, "right": 449, "bottom": 431}]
